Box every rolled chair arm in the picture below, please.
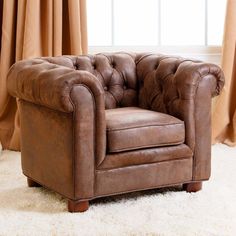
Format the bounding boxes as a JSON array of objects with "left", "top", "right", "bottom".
[
  {"left": 137, "top": 54, "right": 225, "bottom": 180},
  {"left": 137, "top": 54, "right": 224, "bottom": 105},
  {"left": 7, "top": 57, "right": 106, "bottom": 199},
  {"left": 7, "top": 57, "right": 105, "bottom": 113}
]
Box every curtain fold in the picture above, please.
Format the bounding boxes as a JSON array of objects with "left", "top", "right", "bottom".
[
  {"left": 212, "top": 0, "right": 236, "bottom": 145},
  {"left": 0, "top": 0, "right": 87, "bottom": 150}
]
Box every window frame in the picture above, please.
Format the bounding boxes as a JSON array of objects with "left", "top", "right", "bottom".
[{"left": 87, "top": 0, "right": 224, "bottom": 64}]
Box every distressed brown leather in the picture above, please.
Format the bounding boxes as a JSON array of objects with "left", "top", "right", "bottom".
[
  {"left": 95, "top": 158, "right": 193, "bottom": 197},
  {"left": 19, "top": 100, "right": 74, "bottom": 199},
  {"left": 136, "top": 54, "right": 224, "bottom": 180},
  {"left": 7, "top": 53, "right": 224, "bottom": 204},
  {"left": 7, "top": 53, "right": 137, "bottom": 111},
  {"left": 99, "top": 144, "right": 192, "bottom": 170},
  {"left": 106, "top": 107, "right": 185, "bottom": 153}
]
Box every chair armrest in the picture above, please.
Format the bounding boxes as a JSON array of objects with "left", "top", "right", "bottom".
[
  {"left": 7, "top": 58, "right": 106, "bottom": 196},
  {"left": 137, "top": 54, "right": 225, "bottom": 180},
  {"left": 7, "top": 57, "right": 105, "bottom": 113}
]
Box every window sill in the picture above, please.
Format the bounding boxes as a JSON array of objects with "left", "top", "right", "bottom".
[{"left": 88, "top": 46, "right": 222, "bottom": 64}]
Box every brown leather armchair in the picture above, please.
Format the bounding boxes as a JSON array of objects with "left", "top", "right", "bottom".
[{"left": 7, "top": 53, "right": 224, "bottom": 212}]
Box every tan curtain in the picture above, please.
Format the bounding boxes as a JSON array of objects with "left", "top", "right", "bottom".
[
  {"left": 0, "top": 0, "right": 87, "bottom": 150},
  {"left": 212, "top": 0, "right": 236, "bottom": 145}
]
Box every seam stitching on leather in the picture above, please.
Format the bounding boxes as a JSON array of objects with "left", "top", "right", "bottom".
[
  {"left": 18, "top": 99, "right": 72, "bottom": 114},
  {"left": 192, "top": 73, "right": 202, "bottom": 180},
  {"left": 96, "top": 156, "right": 191, "bottom": 172},
  {"left": 109, "top": 141, "right": 185, "bottom": 153},
  {"left": 68, "top": 87, "right": 76, "bottom": 200},
  {"left": 107, "top": 122, "right": 184, "bottom": 131},
  {"left": 98, "top": 156, "right": 192, "bottom": 171}
]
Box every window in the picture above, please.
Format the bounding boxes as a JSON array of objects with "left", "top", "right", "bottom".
[{"left": 87, "top": 0, "right": 226, "bottom": 47}]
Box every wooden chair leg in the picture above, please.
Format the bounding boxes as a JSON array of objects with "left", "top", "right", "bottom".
[
  {"left": 183, "top": 182, "right": 202, "bottom": 192},
  {"left": 27, "top": 177, "right": 41, "bottom": 187},
  {"left": 68, "top": 200, "right": 89, "bottom": 213}
]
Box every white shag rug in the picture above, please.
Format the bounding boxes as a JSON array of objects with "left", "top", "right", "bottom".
[{"left": 0, "top": 144, "right": 236, "bottom": 236}]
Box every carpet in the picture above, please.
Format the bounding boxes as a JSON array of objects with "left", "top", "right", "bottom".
[{"left": 0, "top": 144, "right": 236, "bottom": 236}]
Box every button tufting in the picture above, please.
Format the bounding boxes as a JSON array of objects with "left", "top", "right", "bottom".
[
  {"left": 74, "top": 64, "right": 79, "bottom": 70},
  {"left": 159, "top": 85, "right": 163, "bottom": 92},
  {"left": 172, "top": 67, "right": 178, "bottom": 74}
]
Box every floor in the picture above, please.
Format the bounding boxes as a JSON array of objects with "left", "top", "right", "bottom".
[{"left": 0, "top": 144, "right": 235, "bottom": 236}]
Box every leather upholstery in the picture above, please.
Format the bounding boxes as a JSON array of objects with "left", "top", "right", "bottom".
[
  {"left": 99, "top": 144, "right": 192, "bottom": 170},
  {"left": 106, "top": 107, "right": 185, "bottom": 153},
  {"left": 7, "top": 53, "right": 138, "bottom": 111},
  {"left": 7, "top": 52, "right": 224, "bottom": 203},
  {"left": 136, "top": 54, "right": 224, "bottom": 180},
  {"left": 19, "top": 100, "right": 75, "bottom": 199},
  {"left": 96, "top": 157, "right": 193, "bottom": 197}
]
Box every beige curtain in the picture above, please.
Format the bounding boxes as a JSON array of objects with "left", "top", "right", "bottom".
[
  {"left": 212, "top": 0, "right": 236, "bottom": 145},
  {"left": 0, "top": 0, "right": 87, "bottom": 150}
]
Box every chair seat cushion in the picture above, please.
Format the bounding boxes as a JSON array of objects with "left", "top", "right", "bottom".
[{"left": 106, "top": 107, "right": 185, "bottom": 153}]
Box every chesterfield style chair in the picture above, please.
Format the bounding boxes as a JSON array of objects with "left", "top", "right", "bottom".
[{"left": 7, "top": 53, "right": 224, "bottom": 212}]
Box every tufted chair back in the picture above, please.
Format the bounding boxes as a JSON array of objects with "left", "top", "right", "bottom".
[
  {"left": 42, "top": 52, "right": 224, "bottom": 114},
  {"left": 66, "top": 53, "right": 138, "bottom": 109},
  {"left": 7, "top": 51, "right": 225, "bottom": 212}
]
